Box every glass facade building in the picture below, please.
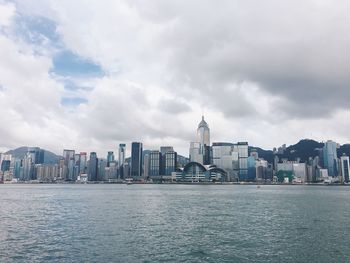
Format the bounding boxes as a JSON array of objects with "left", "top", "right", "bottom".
[{"left": 131, "top": 142, "right": 143, "bottom": 178}]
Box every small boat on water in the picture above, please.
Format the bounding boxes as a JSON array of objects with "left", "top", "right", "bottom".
[{"left": 125, "top": 178, "right": 133, "bottom": 185}]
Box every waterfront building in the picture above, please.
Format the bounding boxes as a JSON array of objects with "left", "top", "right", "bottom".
[
  {"left": 131, "top": 142, "right": 143, "bottom": 178},
  {"left": 189, "top": 116, "right": 211, "bottom": 165},
  {"left": 234, "top": 142, "right": 249, "bottom": 181},
  {"left": 88, "top": 152, "right": 98, "bottom": 181},
  {"left": 160, "top": 146, "right": 174, "bottom": 155},
  {"left": 212, "top": 143, "right": 234, "bottom": 166},
  {"left": 149, "top": 150, "right": 161, "bottom": 177},
  {"left": 13, "top": 159, "right": 21, "bottom": 179},
  {"left": 292, "top": 163, "right": 307, "bottom": 183},
  {"left": 58, "top": 159, "right": 66, "bottom": 181},
  {"left": 163, "top": 151, "right": 177, "bottom": 176},
  {"left": 189, "top": 142, "right": 203, "bottom": 164},
  {"left": 79, "top": 152, "right": 87, "bottom": 174},
  {"left": 22, "top": 152, "right": 35, "bottom": 181},
  {"left": 179, "top": 162, "right": 227, "bottom": 182},
  {"left": 118, "top": 144, "right": 126, "bottom": 167},
  {"left": 122, "top": 163, "right": 130, "bottom": 179},
  {"left": 0, "top": 153, "right": 12, "bottom": 165},
  {"left": 107, "top": 151, "right": 115, "bottom": 167},
  {"left": 67, "top": 157, "right": 75, "bottom": 181},
  {"left": 28, "top": 147, "right": 44, "bottom": 164},
  {"left": 247, "top": 156, "right": 256, "bottom": 181},
  {"left": 63, "top": 149, "right": 75, "bottom": 165},
  {"left": 144, "top": 154, "right": 150, "bottom": 179},
  {"left": 98, "top": 159, "right": 107, "bottom": 181},
  {"left": 73, "top": 154, "right": 80, "bottom": 180},
  {"left": 323, "top": 140, "right": 338, "bottom": 177},
  {"left": 104, "top": 162, "right": 118, "bottom": 181},
  {"left": 63, "top": 149, "right": 75, "bottom": 180},
  {"left": 197, "top": 116, "right": 210, "bottom": 149},
  {"left": 36, "top": 164, "right": 58, "bottom": 182},
  {"left": 197, "top": 116, "right": 211, "bottom": 165},
  {"left": 118, "top": 143, "right": 126, "bottom": 177},
  {"left": 212, "top": 142, "right": 239, "bottom": 181},
  {"left": 1, "top": 160, "right": 11, "bottom": 172},
  {"left": 256, "top": 159, "right": 268, "bottom": 181},
  {"left": 340, "top": 155, "right": 350, "bottom": 183}
]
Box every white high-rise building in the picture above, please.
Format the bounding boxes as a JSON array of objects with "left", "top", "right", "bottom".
[
  {"left": 189, "top": 142, "right": 203, "bottom": 164},
  {"left": 197, "top": 116, "right": 210, "bottom": 147},
  {"left": 189, "top": 116, "right": 211, "bottom": 165}
]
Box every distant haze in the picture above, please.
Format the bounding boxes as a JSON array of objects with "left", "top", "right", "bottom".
[{"left": 0, "top": 0, "right": 350, "bottom": 156}]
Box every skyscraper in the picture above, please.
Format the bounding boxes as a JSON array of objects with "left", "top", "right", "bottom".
[
  {"left": 63, "top": 149, "right": 75, "bottom": 165},
  {"left": 160, "top": 146, "right": 174, "bottom": 155},
  {"left": 88, "top": 152, "right": 98, "bottom": 181},
  {"left": 189, "top": 142, "right": 203, "bottom": 164},
  {"left": 340, "top": 155, "right": 350, "bottom": 183},
  {"left": 63, "top": 149, "right": 75, "bottom": 180},
  {"left": 131, "top": 142, "right": 143, "bottom": 178},
  {"left": 118, "top": 144, "right": 126, "bottom": 167},
  {"left": 79, "top": 152, "right": 87, "bottom": 174},
  {"left": 149, "top": 150, "right": 161, "bottom": 177},
  {"left": 212, "top": 142, "right": 238, "bottom": 181},
  {"left": 197, "top": 116, "right": 211, "bottom": 165},
  {"left": 234, "top": 142, "right": 249, "bottom": 181},
  {"left": 28, "top": 147, "right": 45, "bottom": 164},
  {"left": 22, "top": 152, "right": 34, "bottom": 181},
  {"left": 189, "top": 116, "right": 211, "bottom": 165},
  {"left": 118, "top": 144, "right": 126, "bottom": 179},
  {"left": 197, "top": 116, "right": 210, "bottom": 147},
  {"left": 323, "top": 140, "right": 338, "bottom": 177},
  {"left": 107, "top": 151, "right": 115, "bottom": 167},
  {"left": 163, "top": 151, "right": 177, "bottom": 176},
  {"left": 98, "top": 159, "right": 107, "bottom": 181}
]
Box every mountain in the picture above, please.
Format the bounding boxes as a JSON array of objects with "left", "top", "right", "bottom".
[
  {"left": 5, "top": 146, "right": 60, "bottom": 164},
  {"left": 256, "top": 139, "right": 350, "bottom": 163},
  {"left": 338, "top": 144, "right": 350, "bottom": 157},
  {"left": 275, "top": 139, "right": 324, "bottom": 162}
]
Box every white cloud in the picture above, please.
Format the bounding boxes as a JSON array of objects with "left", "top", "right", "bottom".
[
  {"left": 0, "top": 1, "right": 15, "bottom": 27},
  {"left": 1, "top": 0, "right": 350, "bottom": 157}
]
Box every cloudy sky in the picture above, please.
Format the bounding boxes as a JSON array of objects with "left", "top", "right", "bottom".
[{"left": 1, "top": 0, "right": 350, "bottom": 156}]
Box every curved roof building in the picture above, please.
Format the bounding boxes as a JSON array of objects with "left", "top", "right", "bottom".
[{"left": 180, "top": 161, "right": 228, "bottom": 182}]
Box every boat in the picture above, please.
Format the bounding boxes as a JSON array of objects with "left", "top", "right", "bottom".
[{"left": 125, "top": 178, "right": 133, "bottom": 185}]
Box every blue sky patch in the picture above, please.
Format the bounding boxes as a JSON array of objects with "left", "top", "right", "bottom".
[
  {"left": 61, "top": 96, "right": 88, "bottom": 106},
  {"left": 14, "top": 14, "right": 61, "bottom": 47},
  {"left": 52, "top": 50, "right": 104, "bottom": 77},
  {"left": 62, "top": 79, "right": 94, "bottom": 92}
]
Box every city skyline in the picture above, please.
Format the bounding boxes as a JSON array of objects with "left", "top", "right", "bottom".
[
  {"left": 1, "top": 1, "right": 350, "bottom": 156},
  {"left": 2, "top": 115, "right": 350, "bottom": 184}
]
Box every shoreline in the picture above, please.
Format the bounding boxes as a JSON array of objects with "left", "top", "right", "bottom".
[{"left": 1, "top": 181, "right": 349, "bottom": 186}]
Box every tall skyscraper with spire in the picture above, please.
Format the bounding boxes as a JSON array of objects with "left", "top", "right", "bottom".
[
  {"left": 190, "top": 116, "right": 211, "bottom": 165},
  {"left": 197, "top": 116, "right": 210, "bottom": 147}
]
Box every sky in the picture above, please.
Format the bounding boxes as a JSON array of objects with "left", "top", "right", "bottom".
[{"left": 1, "top": 0, "right": 350, "bottom": 157}]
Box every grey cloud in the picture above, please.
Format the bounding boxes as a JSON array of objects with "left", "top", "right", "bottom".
[
  {"left": 157, "top": 98, "right": 191, "bottom": 114},
  {"left": 145, "top": 0, "right": 350, "bottom": 119}
]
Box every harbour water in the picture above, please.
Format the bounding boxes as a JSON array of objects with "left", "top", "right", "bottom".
[{"left": 0, "top": 184, "right": 350, "bottom": 262}]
